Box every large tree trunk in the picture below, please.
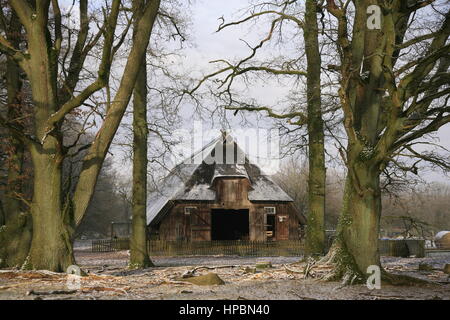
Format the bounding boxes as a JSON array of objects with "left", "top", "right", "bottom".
[
  {"left": 340, "top": 163, "right": 381, "bottom": 274},
  {"left": 319, "top": 0, "right": 385, "bottom": 280},
  {"left": 0, "top": 212, "right": 32, "bottom": 268},
  {"left": 26, "top": 148, "right": 75, "bottom": 271},
  {"left": 4, "top": 58, "right": 24, "bottom": 221},
  {"left": 304, "top": 0, "right": 326, "bottom": 255},
  {"left": 24, "top": 20, "right": 74, "bottom": 271},
  {"left": 0, "top": 202, "right": 4, "bottom": 227},
  {"left": 321, "top": 142, "right": 382, "bottom": 283},
  {"left": 130, "top": 44, "right": 153, "bottom": 268},
  {"left": 0, "top": 14, "right": 32, "bottom": 268},
  {"left": 330, "top": 160, "right": 432, "bottom": 286},
  {"left": 0, "top": 137, "right": 31, "bottom": 267}
]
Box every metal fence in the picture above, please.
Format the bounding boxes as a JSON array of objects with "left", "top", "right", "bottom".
[{"left": 91, "top": 239, "right": 304, "bottom": 256}]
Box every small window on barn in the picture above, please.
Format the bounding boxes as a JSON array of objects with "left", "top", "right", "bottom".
[
  {"left": 184, "top": 207, "right": 197, "bottom": 215},
  {"left": 264, "top": 207, "right": 276, "bottom": 215}
]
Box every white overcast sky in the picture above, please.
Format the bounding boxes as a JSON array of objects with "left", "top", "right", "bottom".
[{"left": 103, "top": 0, "right": 450, "bottom": 183}]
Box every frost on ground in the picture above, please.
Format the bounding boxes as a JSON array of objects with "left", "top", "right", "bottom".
[{"left": 0, "top": 249, "right": 449, "bottom": 300}]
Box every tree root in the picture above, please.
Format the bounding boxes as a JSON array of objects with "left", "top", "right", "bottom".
[
  {"left": 303, "top": 257, "right": 317, "bottom": 279},
  {"left": 316, "top": 242, "right": 365, "bottom": 285},
  {"left": 381, "top": 270, "right": 438, "bottom": 287},
  {"left": 283, "top": 264, "right": 304, "bottom": 274},
  {"left": 316, "top": 244, "right": 439, "bottom": 287}
]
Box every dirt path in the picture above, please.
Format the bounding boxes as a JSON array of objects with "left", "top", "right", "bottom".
[{"left": 0, "top": 250, "right": 448, "bottom": 300}]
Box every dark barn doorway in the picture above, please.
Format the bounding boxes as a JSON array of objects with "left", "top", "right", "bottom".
[{"left": 211, "top": 209, "right": 249, "bottom": 240}]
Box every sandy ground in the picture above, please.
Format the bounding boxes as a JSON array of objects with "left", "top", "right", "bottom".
[{"left": 0, "top": 247, "right": 449, "bottom": 300}]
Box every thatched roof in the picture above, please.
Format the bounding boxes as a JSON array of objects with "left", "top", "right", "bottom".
[{"left": 147, "top": 133, "right": 299, "bottom": 226}]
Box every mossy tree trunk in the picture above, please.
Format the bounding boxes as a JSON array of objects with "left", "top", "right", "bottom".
[
  {"left": 304, "top": 0, "right": 326, "bottom": 255},
  {"left": 341, "top": 164, "right": 381, "bottom": 275},
  {"left": 130, "top": 1, "right": 153, "bottom": 267},
  {"left": 0, "top": 212, "right": 32, "bottom": 268},
  {"left": 323, "top": 0, "right": 450, "bottom": 283},
  {"left": 27, "top": 148, "right": 75, "bottom": 271},
  {"left": 321, "top": 0, "right": 388, "bottom": 281},
  {"left": 0, "top": 12, "right": 32, "bottom": 268},
  {"left": 322, "top": 154, "right": 382, "bottom": 282}
]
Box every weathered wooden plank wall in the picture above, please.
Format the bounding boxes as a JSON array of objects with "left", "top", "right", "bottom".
[{"left": 157, "top": 202, "right": 300, "bottom": 241}]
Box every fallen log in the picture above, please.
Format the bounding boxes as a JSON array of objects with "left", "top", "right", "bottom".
[
  {"left": 81, "top": 286, "right": 130, "bottom": 295},
  {"left": 27, "top": 290, "right": 77, "bottom": 296},
  {"left": 283, "top": 265, "right": 304, "bottom": 274}
]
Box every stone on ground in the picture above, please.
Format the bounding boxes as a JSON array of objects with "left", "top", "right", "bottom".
[{"left": 182, "top": 273, "right": 225, "bottom": 286}]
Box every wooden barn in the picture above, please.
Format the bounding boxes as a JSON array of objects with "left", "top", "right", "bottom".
[{"left": 146, "top": 133, "right": 306, "bottom": 242}]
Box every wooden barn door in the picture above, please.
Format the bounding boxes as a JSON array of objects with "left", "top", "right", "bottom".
[
  {"left": 276, "top": 207, "right": 289, "bottom": 240},
  {"left": 251, "top": 208, "right": 265, "bottom": 241},
  {"left": 190, "top": 207, "right": 211, "bottom": 241}
]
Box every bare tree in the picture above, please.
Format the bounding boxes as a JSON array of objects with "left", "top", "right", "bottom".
[
  {"left": 130, "top": 0, "right": 153, "bottom": 269},
  {"left": 189, "top": 0, "right": 328, "bottom": 254},
  {"left": 0, "top": 0, "right": 161, "bottom": 271},
  {"left": 320, "top": 0, "right": 450, "bottom": 284}
]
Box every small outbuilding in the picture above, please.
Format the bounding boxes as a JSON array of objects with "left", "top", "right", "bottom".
[
  {"left": 146, "top": 133, "right": 306, "bottom": 242},
  {"left": 435, "top": 231, "right": 450, "bottom": 249}
]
